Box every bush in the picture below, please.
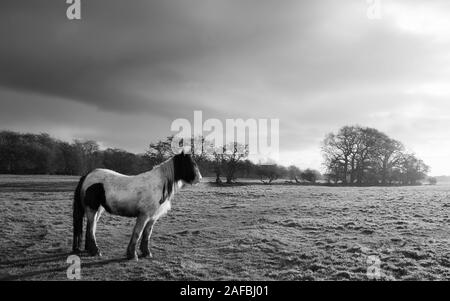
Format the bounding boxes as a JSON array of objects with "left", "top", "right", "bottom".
[{"left": 428, "top": 177, "right": 437, "bottom": 185}]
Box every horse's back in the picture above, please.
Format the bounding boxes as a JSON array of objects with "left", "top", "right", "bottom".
[
  {"left": 82, "top": 168, "right": 132, "bottom": 192},
  {"left": 90, "top": 168, "right": 129, "bottom": 178}
]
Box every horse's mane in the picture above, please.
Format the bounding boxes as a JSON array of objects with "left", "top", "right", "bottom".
[{"left": 153, "top": 157, "right": 176, "bottom": 205}]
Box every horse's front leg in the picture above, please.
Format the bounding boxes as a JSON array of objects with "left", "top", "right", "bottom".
[
  {"left": 127, "top": 215, "right": 149, "bottom": 261},
  {"left": 139, "top": 219, "right": 155, "bottom": 258}
]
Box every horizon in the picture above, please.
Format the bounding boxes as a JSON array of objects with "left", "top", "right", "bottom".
[
  {"left": 1, "top": 0, "right": 450, "bottom": 176},
  {"left": 1, "top": 127, "right": 448, "bottom": 177}
]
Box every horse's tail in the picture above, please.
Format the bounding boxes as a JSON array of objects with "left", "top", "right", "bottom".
[{"left": 72, "top": 174, "right": 87, "bottom": 253}]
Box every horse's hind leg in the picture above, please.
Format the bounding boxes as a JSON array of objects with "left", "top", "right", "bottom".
[
  {"left": 96, "top": 207, "right": 104, "bottom": 223},
  {"left": 139, "top": 219, "right": 155, "bottom": 258},
  {"left": 127, "top": 215, "right": 149, "bottom": 261},
  {"left": 85, "top": 208, "right": 102, "bottom": 256}
]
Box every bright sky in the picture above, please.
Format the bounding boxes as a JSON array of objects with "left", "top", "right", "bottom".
[{"left": 0, "top": 0, "right": 449, "bottom": 175}]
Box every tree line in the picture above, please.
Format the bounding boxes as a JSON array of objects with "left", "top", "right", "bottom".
[
  {"left": 322, "top": 126, "right": 429, "bottom": 185},
  {"left": 0, "top": 127, "right": 430, "bottom": 186},
  {"left": 0, "top": 130, "right": 321, "bottom": 184},
  {"left": 144, "top": 136, "right": 321, "bottom": 184},
  {"left": 0, "top": 131, "right": 152, "bottom": 176}
]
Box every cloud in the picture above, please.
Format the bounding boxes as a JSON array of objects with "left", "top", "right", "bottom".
[{"left": 0, "top": 0, "right": 449, "bottom": 175}]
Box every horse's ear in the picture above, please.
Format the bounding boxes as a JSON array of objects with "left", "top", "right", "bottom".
[{"left": 181, "top": 150, "right": 185, "bottom": 155}]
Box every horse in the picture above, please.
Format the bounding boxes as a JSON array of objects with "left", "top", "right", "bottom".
[{"left": 72, "top": 151, "right": 202, "bottom": 261}]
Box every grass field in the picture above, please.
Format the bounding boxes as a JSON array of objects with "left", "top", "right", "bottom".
[{"left": 0, "top": 175, "right": 449, "bottom": 281}]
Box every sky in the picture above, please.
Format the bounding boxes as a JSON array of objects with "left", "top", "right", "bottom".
[{"left": 0, "top": 0, "right": 449, "bottom": 175}]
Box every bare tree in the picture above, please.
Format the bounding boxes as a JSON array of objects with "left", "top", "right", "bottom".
[
  {"left": 322, "top": 126, "right": 359, "bottom": 184},
  {"left": 399, "top": 154, "right": 430, "bottom": 185},
  {"left": 300, "top": 169, "right": 321, "bottom": 184},
  {"left": 211, "top": 145, "right": 226, "bottom": 184},
  {"left": 375, "top": 137, "right": 404, "bottom": 185},
  {"left": 287, "top": 165, "right": 302, "bottom": 183},
  {"left": 145, "top": 136, "right": 174, "bottom": 166},
  {"left": 257, "top": 164, "right": 286, "bottom": 184},
  {"left": 219, "top": 142, "right": 249, "bottom": 184}
]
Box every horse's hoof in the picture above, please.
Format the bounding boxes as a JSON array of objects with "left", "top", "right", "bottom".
[
  {"left": 86, "top": 248, "right": 102, "bottom": 257},
  {"left": 72, "top": 248, "right": 82, "bottom": 254},
  {"left": 141, "top": 250, "right": 153, "bottom": 258},
  {"left": 127, "top": 252, "right": 138, "bottom": 261},
  {"left": 140, "top": 245, "right": 152, "bottom": 258}
]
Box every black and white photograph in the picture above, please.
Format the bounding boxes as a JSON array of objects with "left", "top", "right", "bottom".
[{"left": 0, "top": 0, "right": 449, "bottom": 286}]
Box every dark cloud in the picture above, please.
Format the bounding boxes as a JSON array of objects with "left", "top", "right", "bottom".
[{"left": 0, "top": 0, "right": 310, "bottom": 115}]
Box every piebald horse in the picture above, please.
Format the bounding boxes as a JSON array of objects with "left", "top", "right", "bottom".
[{"left": 72, "top": 152, "right": 202, "bottom": 261}]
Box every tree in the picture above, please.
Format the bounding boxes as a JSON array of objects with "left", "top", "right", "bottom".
[
  {"left": 103, "top": 148, "right": 139, "bottom": 174},
  {"left": 374, "top": 137, "right": 404, "bottom": 185},
  {"left": 57, "top": 141, "right": 82, "bottom": 175},
  {"left": 428, "top": 177, "right": 437, "bottom": 185},
  {"left": 257, "top": 164, "right": 286, "bottom": 184},
  {"left": 240, "top": 159, "right": 256, "bottom": 178},
  {"left": 73, "top": 140, "right": 102, "bottom": 174},
  {"left": 144, "top": 136, "right": 174, "bottom": 166},
  {"left": 399, "top": 154, "right": 429, "bottom": 185},
  {"left": 0, "top": 131, "right": 21, "bottom": 173},
  {"left": 287, "top": 165, "right": 302, "bottom": 183},
  {"left": 206, "top": 143, "right": 225, "bottom": 184},
  {"left": 353, "top": 127, "right": 384, "bottom": 185},
  {"left": 222, "top": 142, "right": 249, "bottom": 184},
  {"left": 322, "top": 126, "right": 429, "bottom": 186},
  {"left": 300, "top": 169, "right": 321, "bottom": 184},
  {"left": 322, "top": 126, "right": 360, "bottom": 184}
]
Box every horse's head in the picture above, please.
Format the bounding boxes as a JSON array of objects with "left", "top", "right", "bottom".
[{"left": 173, "top": 151, "right": 202, "bottom": 185}]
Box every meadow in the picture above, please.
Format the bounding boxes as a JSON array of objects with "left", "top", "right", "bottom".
[{"left": 0, "top": 175, "right": 449, "bottom": 281}]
